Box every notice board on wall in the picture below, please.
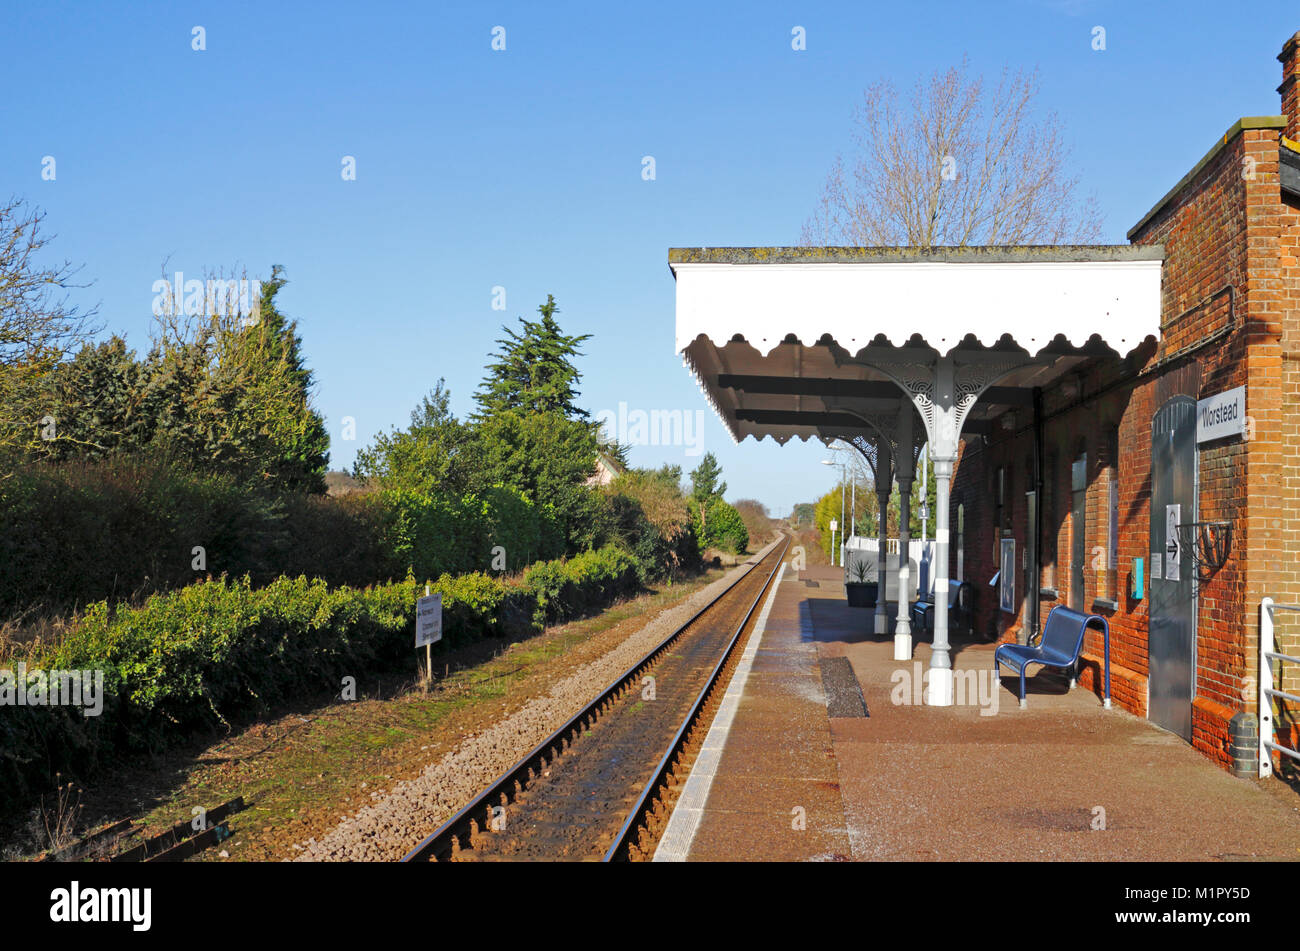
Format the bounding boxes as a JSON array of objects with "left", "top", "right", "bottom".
[{"left": 999, "top": 538, "right": 1016, "bottom": 614}]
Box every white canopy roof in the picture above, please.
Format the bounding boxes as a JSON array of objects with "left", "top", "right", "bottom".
[{"left": 670, "top": 246, "right": 1164, "bottom": 445}]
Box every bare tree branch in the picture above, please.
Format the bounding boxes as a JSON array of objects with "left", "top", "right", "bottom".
[
  {"left": 0, "top": 198, "right": 100, "bottom": 457},
  {"left": 0, "top": 197, "right": 98, "bottom": 365},
  {"left": 802, "top": 60, "right": 1103, "bottom": 248}
]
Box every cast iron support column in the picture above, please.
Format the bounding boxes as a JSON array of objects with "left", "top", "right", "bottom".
[
  {"left": 926, "top": 356, "right": 958, "bottom": 706},
  {"left": 875, "top": 447, "right": 892, "bottom": 636},
  {"left": 893, "top": 403, "right": 913, "bottom": 660}
]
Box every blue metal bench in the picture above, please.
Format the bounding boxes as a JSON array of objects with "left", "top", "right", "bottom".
[
  {"left": 993, "top": 605, "right": 1111, "bottom": 709},
  {"left": 911, "top": 580, "right": 972, "bottom": 635}
]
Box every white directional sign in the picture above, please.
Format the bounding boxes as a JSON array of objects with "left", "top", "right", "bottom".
[
  {"left": 1197, "top": 386, "right": 1245, "bottom": 444},
  {"left": 416, "top": 593, "right": 443, "bottom": 647},
  {"left": 1165, "top": 504, "right": 1181, "bottom": 583}
]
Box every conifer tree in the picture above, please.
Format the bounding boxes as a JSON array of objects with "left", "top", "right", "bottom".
[
  {"left": 471, "top": 295, "right": 601, "bottom": 551},
  {"left": 143, "top": 265, "right": 329, "bottom": 492},
  {"left": 474, "top": 295, "right": 591, "bottom": 420},
  {"left": 689, "top": 452, "right": 727, "bottom": 534}
]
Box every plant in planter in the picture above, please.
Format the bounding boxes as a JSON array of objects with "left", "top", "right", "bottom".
[{"left": 845, "top": 556, "right": 878, "bottom": 608}]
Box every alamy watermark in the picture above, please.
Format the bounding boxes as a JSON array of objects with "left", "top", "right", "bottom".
[
  {"left": 151, "top": 271, "right": 261, "bottom": 324},
  {"left": 0, "top": 663, "right": 104, "bottom": 717},
  {"left": 595, "top": 402, "right": 705, "bottom": 457},
  {"left": 890, "top": 662, "right": 999, "bottom": 716}
]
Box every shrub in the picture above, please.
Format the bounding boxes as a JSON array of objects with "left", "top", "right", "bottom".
[
  {"left": 521, "top": 558, "right": 570, "bottom": 625},
  {"left": 693, "top": 498, "right": 749, "bottom": 554},
  {"left": 1, "top": 574, "right": 416, "bottom": 803},
  {"left": 0, "top": 458, "right": 288, "bottom": 618},
  {"left": 733, "top": 499, "right": 773, "bottom": 548},
  {"left": 0, "top": 543, "right": 651, "bottom": 806},
  {"left": 376, "top": 488, "right": 470, "bottom": 580},
  {"left": 602, "top": 469, "right": 700, "bottom": 583},
  {"left": 370, "top": 484, "right": 564, "bottom": 582},
  {"left": 430, "top": 571, "right": 514, "bottom": 646},
  {"left": 563, "top": 546, "right": 639, "bottom": 612}
]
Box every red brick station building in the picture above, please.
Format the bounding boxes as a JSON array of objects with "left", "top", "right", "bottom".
[{"left": 670, "top": 32, "right": 1300, "bottom": 777}]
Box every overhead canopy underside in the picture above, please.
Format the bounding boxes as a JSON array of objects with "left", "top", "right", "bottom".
[{"left": 671, "top": 246, "right": 1164, "bottom": 446}]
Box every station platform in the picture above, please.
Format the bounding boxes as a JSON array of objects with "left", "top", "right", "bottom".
[{"left": 655, "top": 563, "right": 1300, "bottom": 861}]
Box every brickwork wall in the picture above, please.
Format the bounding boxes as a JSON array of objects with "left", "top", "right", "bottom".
[
  {"left": 949, "top": 106, "right": 1298, "bottom": 771},
  {"left": 1262, "top": 122, "right": 1300, "bottom": 769},
  {"left": 1282, "top": 32, "right": 1300, "bottom": 141},
  {"left": 1133, "top": 132, "right": 1255, "bottom": 773}
]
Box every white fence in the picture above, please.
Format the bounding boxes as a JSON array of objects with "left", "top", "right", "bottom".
[
  {"left": 1260, "top": 598, "right": 1300, "bottom": 778},
  {"left": 841, "top": 537, "right": 935, "bottom": 601}
]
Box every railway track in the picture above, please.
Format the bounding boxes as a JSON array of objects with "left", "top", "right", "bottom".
[{"left": 402, "top": 534, "right": 789, "bottom": 862}]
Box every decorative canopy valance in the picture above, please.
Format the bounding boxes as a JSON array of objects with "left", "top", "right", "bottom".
[{"left": 670, "top": 246, "right": 1163, "bottom": 446}]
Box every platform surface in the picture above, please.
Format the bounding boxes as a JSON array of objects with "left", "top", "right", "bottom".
[{"left": 672, "top": 565, "right": 1300, "bottom": 861}]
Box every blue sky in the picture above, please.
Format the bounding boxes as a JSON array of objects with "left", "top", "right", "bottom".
[{"left": 3, "top": 1, "right": 1296, "bottom": 515}]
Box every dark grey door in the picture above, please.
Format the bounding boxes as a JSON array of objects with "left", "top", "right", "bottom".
[{"left": 1149, "top": 397, "right": 1197, "bottom": 740}]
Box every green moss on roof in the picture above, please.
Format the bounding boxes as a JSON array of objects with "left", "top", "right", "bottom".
[
  {"left": 668, "top": 245, "right": 1164, "bottom": 266},
  {"left": 1127, "top": 116, "right": 1288, "bottom": 240}
]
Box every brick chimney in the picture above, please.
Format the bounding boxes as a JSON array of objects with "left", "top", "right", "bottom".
[{"left": 1280, "top": 30, "right": 1300, "bottom": 140}]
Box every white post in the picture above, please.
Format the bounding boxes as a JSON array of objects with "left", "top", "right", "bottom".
[
  {"left": 850, "top": 471, "right": 856, "bottom": 544},
  {"left": 893, "top": 405, "right": 914, "bottom": 660},
  {"left": 1260, "top": 598, "right": 1274, "bottom": 779},
  {"left": 839, "top": 464, "right": 846, "bottom": 569},
  {"left": 926, "top": 357, "right": 958, "bottom": 706}
]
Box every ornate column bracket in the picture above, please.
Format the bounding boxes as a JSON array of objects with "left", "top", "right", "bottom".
[
  {"left": 823, "top": 396, "right": 927, "bottom": 476},
  {"left": 950, "top": 354, "right": 1035, "bottom": 437},
  {"left": 850, "top": 352, "right": 1035, "bottom": 460}
]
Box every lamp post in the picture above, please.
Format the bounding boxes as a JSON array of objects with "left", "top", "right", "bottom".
[
  {"left": 850, "top": 467, "right": 857, "bottom": 545},
  {"left": 822, "top": 456, "right": 848, "bottom": 567}
]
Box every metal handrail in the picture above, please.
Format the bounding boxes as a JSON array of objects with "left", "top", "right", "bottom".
[{"left": 1259, "top": 598, "right": 1300, "bottom": 778}]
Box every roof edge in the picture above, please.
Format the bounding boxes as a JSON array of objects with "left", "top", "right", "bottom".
[
  {"left": 669, "top": 245, "right": 1164, "bottom": 268},
  {"left": 1126, "top": 115, "right": 1288, "bottom": 240}
]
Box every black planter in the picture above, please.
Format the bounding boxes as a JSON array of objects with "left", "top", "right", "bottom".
[{"left": 845, "top": 581, "right": 878, "bottom": 608}]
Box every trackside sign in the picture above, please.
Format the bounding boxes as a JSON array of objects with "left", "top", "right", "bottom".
[
  {"left": 416, "top": 593, "right": 442, "bottom": 647},
  {"left": 1196, "top": 386, "right": 1245, "bottom": 444}
]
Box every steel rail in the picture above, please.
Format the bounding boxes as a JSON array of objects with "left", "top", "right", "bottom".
[
  {"left": 401, "top": 536, "right": 787, "bottom": 862},
  {"left": 603, "top": 535, "right": 788, "bottom": 861}
]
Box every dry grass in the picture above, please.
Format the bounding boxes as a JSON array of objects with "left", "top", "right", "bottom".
[
  {"left": 32, "top": 777, "right": 84, "bottom": 857},
  {"left": 0, "top": 609, "right": 82, "bottom": 660}
]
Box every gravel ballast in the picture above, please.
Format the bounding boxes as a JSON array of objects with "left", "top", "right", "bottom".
[{"left": 295, "top": 546, "right": 775, "bottom": 862}]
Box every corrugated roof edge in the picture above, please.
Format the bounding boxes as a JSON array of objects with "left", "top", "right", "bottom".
[
  {"left": 1126, "top": 115, "right": 1288, "bottom": 241},
  {"left": 668, "top": 245, "right": 1164, "bottom": 267}
]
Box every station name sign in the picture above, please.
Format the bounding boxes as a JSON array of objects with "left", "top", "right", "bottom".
[{"left": 1196, "top": 386, "right": 1245, "bottom": 444}]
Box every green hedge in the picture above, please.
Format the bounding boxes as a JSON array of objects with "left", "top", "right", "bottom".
[
  {"left": 0, "top": 458, "right": 565, "bottom": 621},
  {"left": 520, "top": 546, "right": 639, "bottom": 625},
  {"left": 378, "top": 484, "right": 563, "bottom": 583},
  {"left": 1, "top": 543, "right": 645, "bottom": 804}
]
